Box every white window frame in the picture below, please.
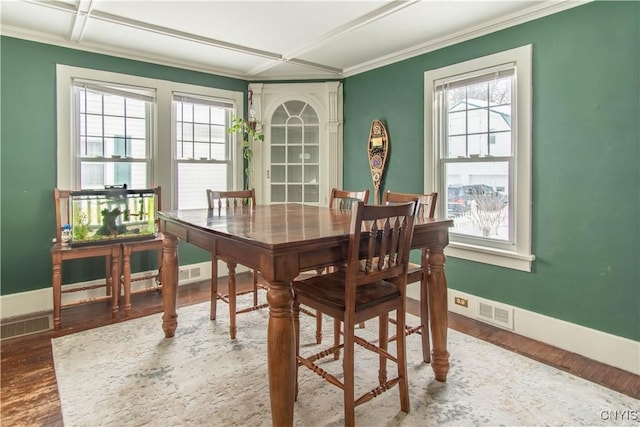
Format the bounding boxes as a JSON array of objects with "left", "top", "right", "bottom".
[
  {"left": 72, "top": 79, "right": 155, "bottom": 189},
  {"left": 424, "top": 45, "right": 534, "bottom": 272},
  {"left": 172, "top": 93, "right": 235, "bottom": 209},
  {"left": 56, "top": 65, "right": 244, "bottom": 209}
]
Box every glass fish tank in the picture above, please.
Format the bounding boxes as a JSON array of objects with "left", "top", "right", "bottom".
[{"left": 69, "top": 188, "right": 158, "bottom": 247}]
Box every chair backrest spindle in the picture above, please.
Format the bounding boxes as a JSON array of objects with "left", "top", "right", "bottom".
[
  {"left": 206, "top": 189, "right": 256, "bottom": 212},
  {"left": 382, "top": 190, "right": 437, "bottom": 219},
  {"left": 329, "top": 188, "right": 370, "bottom": 210}
]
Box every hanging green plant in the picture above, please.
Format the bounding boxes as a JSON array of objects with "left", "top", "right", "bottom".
[{"left": 228, "top": 116, "right": 265, "bottom": 189}]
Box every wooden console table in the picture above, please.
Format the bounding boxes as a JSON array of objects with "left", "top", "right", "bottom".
[{"left": 159, "top": 204, "right": 452, "bottom": 426}]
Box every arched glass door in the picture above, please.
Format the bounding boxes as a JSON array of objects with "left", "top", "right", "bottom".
[{"left": 269, "top": 100, "right": 320, "bottom": 203}]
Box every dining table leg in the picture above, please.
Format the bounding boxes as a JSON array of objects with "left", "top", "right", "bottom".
[
  {"left": 266, "top": 279, "right": 296, "bottom": 427},
  {"left": 161, "top": 234, "right": 179, "bottom": 338},
  {"left": 427, "top": 230, "right": 450, "bottom": 382}
]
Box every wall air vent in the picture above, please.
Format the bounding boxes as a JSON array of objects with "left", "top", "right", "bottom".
[
  {"left": 1, "top": 314, "right": 53, "bottom": 340},
  {"left": 476, "top": 299, "right": 514, "bottom": 330}
]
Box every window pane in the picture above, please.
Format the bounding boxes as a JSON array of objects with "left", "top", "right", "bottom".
[
  {"left": 448, "top": 136, "right": 466, "bottom": 158},
  {"left": 210, "top": 125, "right": 226, "bottom": 142},
  {"left": 103, "top": 94, "right": 125, "bottom": 116},
  {"left": 288, "top": 165, "right": 302, "bottom": 183},
  {"left": 448, "top": 111, "right": 466, "bottom": 136},
  {"left": 304, "top": 165, "right": 319, "bottom": 184},
  {"left": 467, "top": 108, "right": 488, "bottom": 134},
  {"left": 176, "top": 141, "right": 194, "bottom": 159},
  {"left": 182, "top": 104, "right": 193, "bottom": 122},
  {"left": 271, "top": 146, "right": 285, "bottom": 163},
  {"left": 489, "top": 132, "right": 511, "bottom": 156},
  {"left": 490, "top": 105, "right": 512, "bottom": 132},
  {"left": 85, "top": 91, "right": 103, "bottom": 114},
  {"left": 194, "top": 123, "right": 210, "bottom": 142},
  {"left": 303, "top": 146, "right": 319, "bottom": 163},
  {"left": 178, "top": 162, "right": 227, "bottom": 209},
  {"left": 210, "top": 142, "right": 226, "bottom": 160},
  {"left": 466, "top": 82, "right": 488, "bottom": 106},
  {"left": 304, "top": 184, "right": 319, "bottom": 203},
  {"left": 271, "top": 184, "right": 286, "bottom": 202},
  {"left": 288, "top": 184, "right": 302, "bottom": 202},
  {"left": 193, "top": 142, "right": 212, "bottom": 159},
  {"left": 126, "top": 98, "right": 146, "bottom": 117},
  {"left": 468, "top": 134, "right": 488, "bottom": 157},
  {"left": 178, "top": 122, "right": 193, "bottom": 142},
  {"left": 304, "top": 126, "right": 319, "bottom": 144},
  {"left": 445, "top": 161, "right": 510, "bottom": 241},
  {"left": 76, "top": 84, "right": 151, "bottom": 189},
  {"left": 287, "top": 126, "right": 302, "bottom": 144},
  {"left": 285, "top": 100, "right": 306, "bottom": 117},
  {"left": 447, "top": 87, "right": 466, "bottom": 110},
  {"left": 271, "top": 165, "right": 286, "bottom": 182},
  {"left": 271, "top": 126, "right": 286, "bottom": 144},
  {"left": 85, "top": 114, "right": 103, "bottom": 138},
  {"left": 80, "top": 161, "right": 147, "bottom": 189},
  {"left": 300, "top": 104, "right": 319, "bottom": 124},
  {"left": 287, "top": 146, "right": 302, "bottom": 164},
  {"left": 128, "top": 118, "right": 146, "bottom": 140},
  {"left": 272, "top": 105, "right": 288, "bottom": 124},
  {"left": 129, "top": 138, "right": 146, "bottom": 158},
  {"left": 193, "top": 104, "right": 210, "bottom": 123},
  {"left": 81, "top": 163, "right": 104, "bottom": 189},
  {"left": 490, "top": 78, "right": 512, "bottom": 104},
  {"left": 81, "top": 137, "right": 103, "bottom": 157}
]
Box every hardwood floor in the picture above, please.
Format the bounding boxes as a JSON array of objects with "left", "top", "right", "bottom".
[{"left": 2, "top": 275, "right": 638, "bottom": 426}]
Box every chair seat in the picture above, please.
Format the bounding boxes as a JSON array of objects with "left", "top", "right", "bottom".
[{"left": 294, "top": 271, "right": 401, "bottom": 316}]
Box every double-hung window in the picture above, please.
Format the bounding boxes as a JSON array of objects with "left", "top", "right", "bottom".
[
  {"left": 73, "top": 80, "right": 154, "bottom": 189},
  {"left": 173, "top": 94, "right": 234, "bottom": 209},
  {"left": 425, "top": 45, "right": 534, "bottom": 271},
  {"left": 57, "top": 65, "right": 243, "bottom": 209}
]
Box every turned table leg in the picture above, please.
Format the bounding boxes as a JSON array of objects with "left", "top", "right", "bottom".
[
  {"left": 266, "top": 280, "right": 296, "bottom": 426},
  {"left": 427, "top": 231, "right": 450, "bottom": 382},
  {"left": 161, "top": 235, "right": 179, "bottom": 338}
]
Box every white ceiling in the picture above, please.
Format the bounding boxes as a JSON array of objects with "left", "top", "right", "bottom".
[{"left": 1, "top": 0, "right": 584, "bottom": 80}]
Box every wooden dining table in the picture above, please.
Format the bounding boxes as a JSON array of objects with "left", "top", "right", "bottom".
[{"left": 158, "top": 203, "right": 453, "bottom": 426}]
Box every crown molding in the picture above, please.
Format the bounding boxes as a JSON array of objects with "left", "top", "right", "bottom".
[
  {"left": 2, "top": 1, "right": 590, "bottom": 81},
  {"left": 0, "top": 25, "right": 250, "bottom": 80},
  {"left": 342, "top": 0, "right": 591, "bottom": 77}
]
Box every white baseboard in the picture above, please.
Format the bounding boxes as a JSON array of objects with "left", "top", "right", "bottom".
[
  {"left": 0, "top": 261, "right": 228, "bottom": 320},
  {"left": 410, "top": 285, "right": 640, "bottom": 376},
  {"left": 7, "top": 272, "right": 637, "bottom": 375}
]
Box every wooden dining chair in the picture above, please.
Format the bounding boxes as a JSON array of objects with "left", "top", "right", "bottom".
[
  {"left": 301, "top": 188, "right": 370, "bottom": 346},
  {"left": 206, "top": 188, "right": 267, "bottom": 339},
  {"left": 382, "top": 189, "right": 438, "bottom": 363},
  {"left": 292, "top": 200, "right": 417, "bottom": 427},
  {"left": 329, "top": 188, "right": 370, "bottom": 210}
]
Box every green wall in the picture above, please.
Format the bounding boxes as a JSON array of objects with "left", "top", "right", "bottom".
[
  {"left": 1, "top": 1, "right": 638, "bottom": 342},
  {"left": 343, "top": 1, "right": 639, "bottom": 340},
  {"left": 0, "top": 37, "right": 247, "bottom": 295}
]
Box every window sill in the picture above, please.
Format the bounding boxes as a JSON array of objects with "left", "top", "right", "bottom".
[{"left": 445, "top": 242, "right": 535, "bottom": 272}]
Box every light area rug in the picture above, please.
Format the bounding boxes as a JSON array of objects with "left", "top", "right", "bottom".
[{"left": 52, "top": 295, "right": 639, "bottom": 427}]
